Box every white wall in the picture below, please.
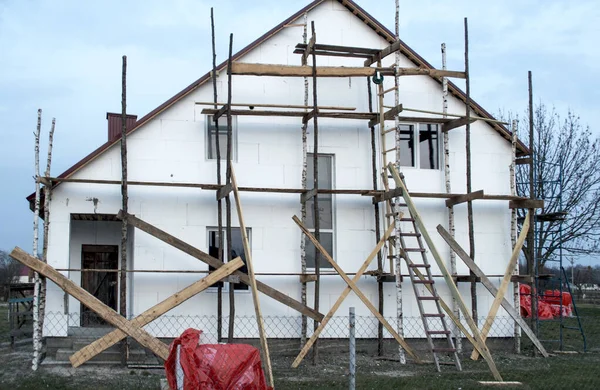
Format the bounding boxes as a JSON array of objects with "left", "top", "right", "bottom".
[{"left": 44, "top": 0, "right": 514, "bottom": 338}]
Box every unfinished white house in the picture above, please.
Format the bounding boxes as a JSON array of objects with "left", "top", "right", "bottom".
[{"left": 28, "top": 0, "right": 530, "bottom": 360}]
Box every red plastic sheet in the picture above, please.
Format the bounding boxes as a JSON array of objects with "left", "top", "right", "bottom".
[
  {"left": 165, "top": 329, "right": 271, "bottom": 390},
  {"left": 519, "top": 283, "right": 573, "bottom": 320}
]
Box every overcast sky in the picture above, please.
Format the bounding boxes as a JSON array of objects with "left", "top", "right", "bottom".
[{"left": 0, "top": 0, "right": 598, "bottom": 260}]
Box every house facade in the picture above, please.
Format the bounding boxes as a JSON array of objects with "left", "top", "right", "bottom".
[{"left": 37, "top": 0, "right": 521, "bottom": 340}]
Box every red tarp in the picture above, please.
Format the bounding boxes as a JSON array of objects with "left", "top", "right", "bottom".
[
  {"left": 519, "top": 283, "right": 573, "bottom": 319},
  {"left": 165, "top": 329, "right": 271, "bottom": 390}
]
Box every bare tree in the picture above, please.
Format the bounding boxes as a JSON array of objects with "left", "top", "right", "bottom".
[
  {"left": 0, "top": 250, "right": 21, "bottom": 301},
  {"left": 514, "top": 103, "right": 600, "bottom": 271}
]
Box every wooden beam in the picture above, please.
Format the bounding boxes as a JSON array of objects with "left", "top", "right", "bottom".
[
  {"left": 445, "top": 190, "right": 484, "bottom": 208},
  {"left": 387, "top": 163, "right": 503, "bottom": 381},
  {"left": 368, "top": 104, "right": 404, "bottom": 127},
  {"left": 478, "top": 382, "right": 523, "bottom": 387},
  {"left": 364, "top": 40, "right": 402, "bottom": 66},
  {"left": 202, "top": 108, "right": 376, "bottom": 120},
  {"left": 300, "top": 188, "right": 317, "bottom": 203},
  {"left": 296, "top": 43, "right": 381, "bottom": 56},
  {"left": 299, "top": 274, "right": 317, "bottom": 283},
  {"left": 9, "top": 247, "right": 170, "bottom": 361},
  {"left": 302, "top": 109, "right": 317, "bottom": 124},
  {"left": 442, "top": 116, "right": 476, "bottom": 132},
  {"left": 118, "top": 211, "right": 324, "bottom": 322},
  {"left": 195, "top": 101, "right": 357, "bottom": 111},
  {"left": 437, "top": 225, "right": 549, "bottom": 358},
  {"left": 291, "top": 219, "right": 420, "bottom": 367},
  {"left": 216, "top": 182, "right": 233, "bottom": 200},
  {"left": 229, "top": 62, "right": 464, "bottom": 78},
  {"left": 212, "top": 104, "right": 229, "bottom": 121},
  {"left": 301, "top": 35, "right": 315, "bottom": 65},
  {"left": 69, "top": 258, "right": 244, "bottom": 367},
  {"left": 372, "top": 188, "right": 403, "bottom": 204},
  {"left": 471, "top": 213, "right": 530, "bottom": 360},
  {"left": 292, "top": 224, "right": 414, "bottom": 367},
  {"left": 509, "top": 199, "right": 544, "bottom": 209},
  {"left": 515, "top": 157, "right": 532, "bottom": 165},
  {"left": 230, "top": 163, "right": 273, "bottom": 387}
]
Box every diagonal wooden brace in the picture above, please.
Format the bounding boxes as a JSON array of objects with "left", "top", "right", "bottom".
[
  {"left": 9, "top": 247, "right": 170, "bottom": 361},
  {"left": 69, "top": 258, "right": 244, "bottom": 367},
  {"left": 471, "top": 212, "right": 530, "bottom": 360},
  {"left": 117, "top": 210, "right": 324, "bottom": 322},
  {"left": 291, "top": 218, "right": 421, "bottom": 368},
  {"left": 437, "top": 223, "right": 548, "bottom": 358}
]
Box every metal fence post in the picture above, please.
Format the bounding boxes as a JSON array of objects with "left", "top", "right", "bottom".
[{"left": 349, "top": 307, "right": 356, "bottom": 390}]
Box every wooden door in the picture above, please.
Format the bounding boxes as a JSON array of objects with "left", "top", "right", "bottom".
[{"left": 80, "top": 245, "right": 118, "bottom": 327}]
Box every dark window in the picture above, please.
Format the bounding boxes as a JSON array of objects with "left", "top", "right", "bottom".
[
  {"left": 208, "top": 228, "right": 249, "bottom": 290},
  {"left": 207, "top": 115, "right": 236, "bottom": 160},
  {"left": 306, "top": 154, "right": 334, "bottom": 269},
  {"left": 419, "top": 124, "right": 439, "bottom": 169},
  {"left": 399, "top": 124, "right": 415, "bottom": 167}
]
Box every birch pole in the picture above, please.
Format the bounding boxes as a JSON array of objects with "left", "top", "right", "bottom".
[
  {"left": 31, "top": 109, "right": 42, "bottom": 371},
  {"left": 442, "top": 43, "right": 461, "bottom": 353},
  {"left": 39, "top": 118, "right": 55, "bottom": 340},
  {"left": 393, "top": 0, "right": 406, "bottom": 365},
  {"left": 510, "top": 119, "right": 520, "bottom": 354},
  {"left": 300, "top": 11, "right": 309, "bottom": 347},
  {"left": 120, "top": 55, "right": 129, "bottom": 365}
]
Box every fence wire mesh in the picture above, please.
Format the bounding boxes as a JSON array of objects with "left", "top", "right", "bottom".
[{"left": 2, "top": 305, "right": 599, "bottom": 388}]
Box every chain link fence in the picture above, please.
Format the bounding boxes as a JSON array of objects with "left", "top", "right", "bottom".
[{"left": 2, "top": 307, "right": 599, "bottom": 388}]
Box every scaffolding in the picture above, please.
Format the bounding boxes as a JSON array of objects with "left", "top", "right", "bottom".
[{"left": 15, "top": 1, "right": 558, "bottom": 386}]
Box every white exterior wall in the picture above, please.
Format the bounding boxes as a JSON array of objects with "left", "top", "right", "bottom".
[{"left": 44, "top": 0, "right": 514, "bottom": 339}]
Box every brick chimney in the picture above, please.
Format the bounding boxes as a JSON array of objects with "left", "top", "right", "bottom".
[{"left": 106, "top": 112, "right": 137, "bottom": 142}]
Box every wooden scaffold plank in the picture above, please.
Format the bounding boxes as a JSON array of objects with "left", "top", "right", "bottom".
[
  {"left": 229, "top": 162, "right": 274, "bottom": 388},
  {"left": 69, "top": 258, "right": 244, "bottom": 367},
  {"left": 9, "top": 247, "right": 170, "bottom": 361}
]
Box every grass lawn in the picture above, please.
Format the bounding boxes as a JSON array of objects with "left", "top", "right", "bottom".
[{"left": 0, "top": 305, "right": 597, "bottom": 389}]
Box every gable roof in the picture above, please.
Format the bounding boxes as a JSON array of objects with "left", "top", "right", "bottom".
[{"left": 27, "top": 0, "right": 528, "bottom": 205}]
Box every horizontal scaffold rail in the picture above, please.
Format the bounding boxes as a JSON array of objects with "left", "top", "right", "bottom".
[
  {"left": 294, "top": 43, "right": 381, "bottom": 59},
  {"left": 40, "top": 177, "right": 530, "bottom": 201},
  {"left": 229, "top": 62, "right": 465, "bottom": 79}
]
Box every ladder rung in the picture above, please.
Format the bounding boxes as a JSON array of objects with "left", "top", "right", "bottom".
[
  {"left": 381, "top": 127, "right": 396, "bottom": 135},
  {"left": 384, "top": 147, "right": 395, "bottom": 153},
  {"left": 399, "top": 232, "right": 421, "bottom": 237},
  {"left": 408, "top": 264, "right": 430, "bottom": 268},
  {"left": 423, "top": 313, "right": 445, "bottom": 318},
  {"left": 389, "top": 202, "right": 407, "bottom": 207},
  {"left": 432, "top": 348, "right": 456, "bottom": 353},
  {"left": 400, "top": 218, "right": 415, "bottom": 222},
  {"left": 405, "top": 248, "right": 426, "bottom": 252},
  {"left": 417, "top": 296, "right": 439, "bottom": 300},
  {"left": 385, "top": 211, "right": 402, "bottom": 217},
  {"left": 413, "top": 280, "right": 434, "bottom": 284},
  {"left": 378, "top": 86, "right": 398, "bottom": 96},
  {"left": 427, "top": 330, "right": 451, "bottom": 335}
]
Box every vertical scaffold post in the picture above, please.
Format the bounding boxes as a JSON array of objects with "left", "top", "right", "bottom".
[
  {"left": 527, "top": 70, "right": 537, "bottom": 354},
  {"left": 120, "top": 55, "right": 129, "bottom": 366},
  {"left": 310, "top": 20, "right": 321, "bottom": 365},
  {"left": 464, "top": 17, "right": 478, "bottom": 325},
  {"left": 226, "top": 33, "right": 235, "bottom": 342},
  {"left": 510, "top": 119, "right": 521, "bottom": 354},
  {"left": 300, "top": 11, "right": 309, "bottom": 347},
  {"left": 349, "top": 307, "right": 356, "bottom": 390},
  {"left": 210, "top": 7, "right": 225, "bottom": 343}
]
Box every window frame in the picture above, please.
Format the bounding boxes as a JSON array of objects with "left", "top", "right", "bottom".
[
  {"left": 396, "top": 122, "right": 441, "bottom": 170},
  {"left": 205, "top": 115, "right": 238, "bottom": 162},
  {"left": 206, "top": 226, "right": 251, "bottom": 293},
  {"left": 305, "top": 153, "right": 336, "bottom": 271}
]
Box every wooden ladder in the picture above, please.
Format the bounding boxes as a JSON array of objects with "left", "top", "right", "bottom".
[{"left": 393, "top": 173, "right": 462, "bottom": 372}]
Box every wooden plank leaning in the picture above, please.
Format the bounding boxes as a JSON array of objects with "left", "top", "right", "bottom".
[
  {"left": 117, "top": 210, "right": 324, "bottom": 322},
  {"left": 291, "top": 219, "right": 422, "bottom": 368},
  {"left": 437, "top": 224, "right": 548, "bottom": 358},
  {"left": 69, "top": 258, "right": 244, "bottom": 367},
  {"left": 229, "top": 163, "right": 274, "bottom": 388},
  {"left": 386, "top": 163, "right": 503, "bottom": 382},
  {"left": 9, "top": 247, "right": 170, "bottom": 361},
  {"left": 471, "top": 212, "right": 530, "bottom": 360}
]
